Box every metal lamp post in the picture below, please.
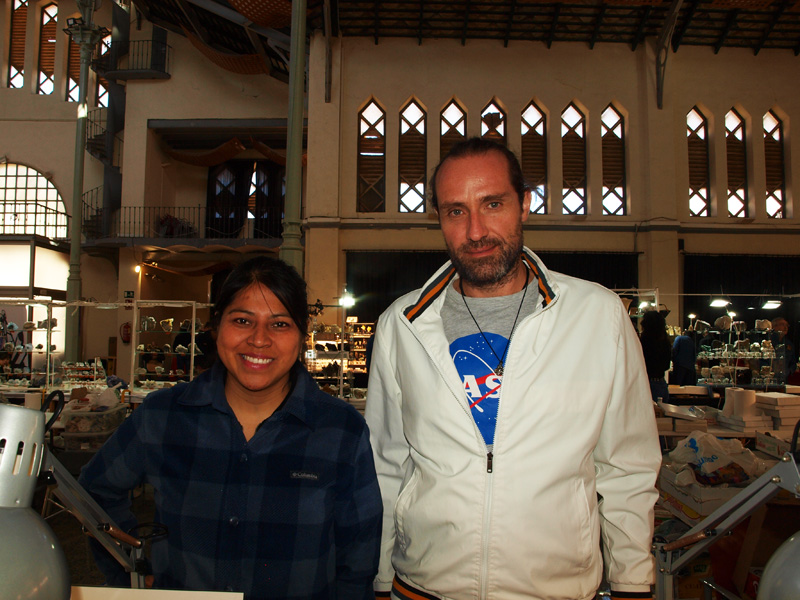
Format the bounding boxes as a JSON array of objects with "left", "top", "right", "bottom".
[
  {"left": 338, "top": 290, "right": 355, "bottom": 400},
  {"left": 63, "top": 2, "right": 107, "bottom": 362}
]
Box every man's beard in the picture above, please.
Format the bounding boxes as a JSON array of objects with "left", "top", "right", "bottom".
[{"left": 447, "top": 229, "right": 523, "bottom": 290}]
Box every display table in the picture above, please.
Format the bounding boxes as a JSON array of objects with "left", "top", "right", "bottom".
[{"left": 72, "top": 587, "right": 242, "bottom": 599}]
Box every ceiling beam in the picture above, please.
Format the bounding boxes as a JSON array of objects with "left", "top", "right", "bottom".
[
  {"left": 671, "top": 0, "right": 697, "bottom": 51},
  {"left": 656, "top": 0, "right": 684, "bottom": 109},
  {"left": 590, "top": 5, "right": 607, "bottom": 50},
  {"left": 631, "top": 5, "right": 652, "bottom": 51},
  {"left": 754, "top": 2, "right": 786, "bottom": 55},
  {"left": 547, "top": 4, "right": 561, "bottom": 49},
  {"left": 462, "top": 0, "right": 471, "bottom": 46},
  {"left": 714, "top": 10, "right": 738, "bottom": 54},
  {"left": 181, "top": 0, "right": 291, "bottom": 53},
  {"left": 504, "top": 0, "right": 517, "bottom": 48}
]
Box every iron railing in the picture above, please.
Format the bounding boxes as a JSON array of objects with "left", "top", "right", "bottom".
[
  {"left": 86, "top": 108, "right": 124, "bottom": 167},
  {"left": 94, "top": 40, "right": 172, "bottom": 77},
  {"left": 80, "top": 203, "right": 284, "bottom": 241}
]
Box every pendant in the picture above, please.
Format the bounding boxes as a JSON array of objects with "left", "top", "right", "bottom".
[{"left": 494, "top": 363, "right": 504, "bottom": 376}]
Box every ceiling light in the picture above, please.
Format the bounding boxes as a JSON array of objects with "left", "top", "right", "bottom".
[
  {"left": 710, "top": 298, "right": 730, "bottom": 307},
  {"left": 638, "top": 301, "right": 649, "bottom": 309},
  {"left": 687, "top": 313, "right": 696, "bottom": 320},
  {"left": 762, "top": 300, "right": 782, "bottom": 309}
]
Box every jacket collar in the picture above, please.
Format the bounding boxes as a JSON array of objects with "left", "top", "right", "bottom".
[
  {"left": 403, "top": 246, "right": 558, "bottom": 323},
  {"left": 175, "top": 360, "right": 317, "bottom": 428}
]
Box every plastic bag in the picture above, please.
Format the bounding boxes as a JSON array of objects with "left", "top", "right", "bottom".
[
  {"left": 93, "top": 383, "right": 121, "bottom": 408},
  {"left": 668, "top": 431, "right": 766, "bottom": 477}
]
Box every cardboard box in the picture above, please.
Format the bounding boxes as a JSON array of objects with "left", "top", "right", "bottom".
[
  {"left": 659, "top": 467, "right": 744, "bottom": 525},
  {"left": 755, "top": 431, "right": 791, "bottom": 459}
]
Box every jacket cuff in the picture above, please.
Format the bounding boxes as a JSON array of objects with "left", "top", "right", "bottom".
[{"left": 609, "top": 591, "right": 653, "bottom": 600}]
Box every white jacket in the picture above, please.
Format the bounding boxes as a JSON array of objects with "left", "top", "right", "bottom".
[{"left": 365, "top": 249, "right": 660, "bottom": 600}]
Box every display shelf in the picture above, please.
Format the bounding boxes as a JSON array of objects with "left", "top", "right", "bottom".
[
  {"left": 0, "top": 297, "right": 61, "bottom": 388},
  {"left": 129, "top": 300, "right": 210, "bottom": 395}
]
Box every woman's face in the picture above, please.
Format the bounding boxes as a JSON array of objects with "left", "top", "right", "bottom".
[{"left": 216, "top": 282, "right": 303, "bottom": 401}]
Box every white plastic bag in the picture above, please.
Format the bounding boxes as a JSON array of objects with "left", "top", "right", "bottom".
[{"left": 669, "top": 431, "right": 744, "bottom": 474}]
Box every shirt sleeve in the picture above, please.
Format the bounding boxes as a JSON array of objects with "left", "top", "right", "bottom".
[
  {"left": 77, "top": 406, "right": 148, "bottom": 587},
  {"left": 334, "top": 421, "right": 383, "bottom": 600},
  {"left": 594, "top": 300, "right": 661, "bottom": 593},
  {"left": 364, "top": 316, "right": 409, "bottom": 595}
]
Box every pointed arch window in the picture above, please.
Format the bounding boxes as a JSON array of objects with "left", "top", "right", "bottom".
[
  {"left": 601, "top": 105, "right": 626, "bottom": 216},
  {"left": 561, "top": 103, "right": 586, "bottom": 215},
  {"left": 399, "top": 100, "right": 426, "bottom": 213},
  {"left": 96, "top": 34, "right": 112, "bottom": 108},
  {"left": 66, "top": 34, "right": 81, "bottom": 101},
  {"left": 0, "top": 163, "right": 68, "bottom": 238},
  {"left": 521, "top": 102, "right": 547, "bottom": 214},
  {"left": 440, "top": 100, "right": 466, "bottom": 161},
  {"left": 37, "top": 4, "right": 58, "bottom": 95},
  {"left": 687, "top": 107, "right": 710, "bottom": 217},
  {"left": 481, "top": 99, "right": 506, "bottom": 145},
  {"left": 357, "top": 99, "right": 386, "bottom": 212},
  {"left": 8, "top": 0, "right": 29, "bottom": 89},
  {"left": 763, "top": 110, "right": 786, "bottom": 219},
  {"left": 725, "top": 109, "right": 747, "bottom": 218}
]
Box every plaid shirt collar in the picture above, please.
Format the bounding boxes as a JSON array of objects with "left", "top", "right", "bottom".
[{"left": 175, "top": 360, "right": 317, "bottom": 429}]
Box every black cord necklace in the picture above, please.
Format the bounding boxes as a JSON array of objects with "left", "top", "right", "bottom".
[{"left": 460, "top": 266, "right": 529, "bottom": 376}]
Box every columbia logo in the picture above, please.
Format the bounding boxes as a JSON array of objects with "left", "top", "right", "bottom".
[{"left": 290, "top": 471, "right": 319, "bottom": 481}]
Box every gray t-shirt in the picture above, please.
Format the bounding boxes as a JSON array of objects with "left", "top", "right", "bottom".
[{"left": 441, "top": 272, "right": 539, "bottom": 448}]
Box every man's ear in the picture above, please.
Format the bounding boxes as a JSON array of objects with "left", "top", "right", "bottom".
[{"left": 521, "top": 190, "right": 532, "bottom": 220}]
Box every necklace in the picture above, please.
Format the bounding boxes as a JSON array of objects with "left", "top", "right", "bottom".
[{"left": 460, "top": 266, "right": 529, "bottom": 376}]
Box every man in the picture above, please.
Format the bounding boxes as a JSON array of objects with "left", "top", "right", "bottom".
[
  {"left": 365, "top": 138, "right": 660, "bottom": 600},
  {"left": 770, "top": 317, "right": 797, "bottom": 380}
]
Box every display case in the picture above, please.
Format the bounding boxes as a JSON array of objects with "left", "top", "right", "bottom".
[
  {"left": 129, "top": 300, "right": 210, "bottom": 394},
  {"left": 0, "top": 298, "right": 62, "bottom": 390},
  {"left": 347, "top": 322, "right": 374, "bottom": 374}
]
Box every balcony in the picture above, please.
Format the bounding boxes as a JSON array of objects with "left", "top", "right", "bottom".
[
  {"left": 81, "top": 201, "right": 284, "bottom": 244},
  {"left": 93, "top": 40, "right": 172, "bottom": 81}
]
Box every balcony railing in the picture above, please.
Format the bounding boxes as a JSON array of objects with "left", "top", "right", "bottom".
[
  {"left": 81, "top": 203, "right": 284, "bottom": 242},
  {"left": 93, "top": 40, "right": 172, "bottom": 79}
]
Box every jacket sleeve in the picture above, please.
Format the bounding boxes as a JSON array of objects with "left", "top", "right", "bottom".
[
  {"left": 334, "top": 422, "right": 384, "bottom": 600},
  {"left": 594, "top": 300, "right": 661, "bottom": 595},
  {"left": 77, "top": 406, "right": 148, "bottom": 587},
  {"left": 364, "top": 315, "right": 409, "bottom": 595}
]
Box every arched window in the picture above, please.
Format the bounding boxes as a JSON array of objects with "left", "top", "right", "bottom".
[
  {"left": 601, "top": 104, "right": 626, "bottom": 216},
  {"left": 37, "top": 3, "right": 58, "bottom": 95},
  {"left": 8, "top": 0, "right": 28, "bottom": 89},
  {"left": 725, "top": 109, "right": 747, "bottom": 218},
  {"left": 357, "top": 99, "right": 386, "bottom": 212},
  {"left": 398, "top": 99, "right": 426, "bottom": 213},
  {"left": 0, "top": 163, "right": 68, "bottom": 238},
  {"left": 440, "top": 99, "right": 466, "bottom": 161},
  {"left": 561, "top": 103, "right": 586, "bottom": 215},
  {"left": 481, "top": 99, "right": 506, "bottom": 145},
  {"left": 763, "top": 110, "right": 785, "bottom": 219},
  {"left": 521, "top": 101, "right": 547, "bottom": 214},
  {"left": 687, "top": 107, "right": 710, "bottom": 217}
]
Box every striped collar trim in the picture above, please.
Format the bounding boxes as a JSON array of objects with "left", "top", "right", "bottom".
[
  {"left": 403, "top": 265, "right": 457, "bottom": 323},
  {"left": 403, "top": 251, "right": 555, "bottom": 323}
]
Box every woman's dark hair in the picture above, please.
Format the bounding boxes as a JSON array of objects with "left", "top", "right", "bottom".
[
  {"left": 640, "top": 310, "right": 668, "bottom": 341},
  {"left": 212, "top": 256, "right": 309, "bottom": 338},
  {"left": 429, "top": 137, "right": 529, "bottom": 210}
]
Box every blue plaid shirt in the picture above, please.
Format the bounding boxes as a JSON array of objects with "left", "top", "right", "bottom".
[{"left": 79, "top": 361, "right": 382, "bottom": 599}]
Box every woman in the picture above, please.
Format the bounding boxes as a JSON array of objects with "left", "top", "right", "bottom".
[
  {"left": 639, "top": 310, "right": 672, "bottom": 403},
  {"left": 79, "top": 256, "right": 382, "bottom": 599}
]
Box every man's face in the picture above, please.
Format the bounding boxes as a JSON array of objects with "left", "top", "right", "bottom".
[
  {"left": 435, "top": 151, "right": 531, "bottom": 293},
  {"left": 773, "top": 319, "right": 788, "bottom": 337}
]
